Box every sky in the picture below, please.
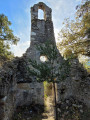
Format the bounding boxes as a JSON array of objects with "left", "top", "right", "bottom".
[{"left": 0, "top": 0, "right": 82, "bottom": 57}]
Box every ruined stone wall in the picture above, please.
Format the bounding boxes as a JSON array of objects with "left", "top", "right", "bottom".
[
  {"left": 0, "top": 62, "right": 17, "bottom": 120},
  {"left": 16, "top": 82, "right": 44, "bottom": 106},
  {"left": 0, "top": 2, "right": 90, "bottom": 120},
  {"left": 56, "top": 59, "right": 90, "bottom": 107}
]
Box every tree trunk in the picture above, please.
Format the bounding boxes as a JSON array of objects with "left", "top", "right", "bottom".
[{"left": 53, "top": 82, "right": 58, "bottom": 120}]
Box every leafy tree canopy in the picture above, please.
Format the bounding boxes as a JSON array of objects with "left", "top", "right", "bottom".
[
  {"left": 57, "top": 0, "right": 90, "bottom": 59},
  {"left": 0, "top": 14, "right": 19, "bottom": 62}
]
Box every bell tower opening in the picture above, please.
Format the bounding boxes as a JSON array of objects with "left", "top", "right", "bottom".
[{"left": 38, "top": 9, "right": 44, "bottom": 19}]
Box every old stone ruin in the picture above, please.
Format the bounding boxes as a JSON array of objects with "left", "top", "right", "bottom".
[{"left": 0, "top": 2, "right": 90, "bottom": 120}]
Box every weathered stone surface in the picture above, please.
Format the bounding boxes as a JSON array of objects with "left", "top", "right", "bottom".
[
  {"left": 0, "top": 2, "right": 90, "bottom": 120},
  {"left": 16, "top": 82, "right": 44, "bottom": 106},
  {"left": 57, "top": 96, "right": 90, "bottom": 120},
  {"left": 31, "top": 32, "right": 36, "bottom": 36},
  {"left": 0, "top": 64, "right": 17, "bottom": 120},
  {"left": 56, "top": 59, "right": 90, "bottom": 107}
]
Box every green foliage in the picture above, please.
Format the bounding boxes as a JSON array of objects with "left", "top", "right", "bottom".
[
  {"left": 0, "top": 14, "right": 19, "bottom": 43},
  {"left": 57, "top": 0, "right": 90, "bottom": 58},
  {"left": 0, "top": 14, "right": 19, "bottom": 62},
  {"left": 28, "top": 39, "right": 71, "bottom": 83},
  {"left": 36, "top": 40, "right": 58, "bottom": 61}
]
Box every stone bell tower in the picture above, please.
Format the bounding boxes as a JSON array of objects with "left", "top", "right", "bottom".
[{"left": 26, "top": 2, "right": 55, "bottom": 61}]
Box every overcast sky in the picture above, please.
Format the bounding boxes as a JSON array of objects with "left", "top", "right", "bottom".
[{"left": 0, "top": 0, "right": 81, "bottom": 56}]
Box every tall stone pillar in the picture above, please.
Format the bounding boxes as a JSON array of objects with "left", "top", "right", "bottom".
[{"left": 27, "top": 2, "right": 55, "bottom": 61}]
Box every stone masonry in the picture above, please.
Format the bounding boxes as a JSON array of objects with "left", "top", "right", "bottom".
[{"left": 0, "top": 2, "right": 90, "bottom": 120}]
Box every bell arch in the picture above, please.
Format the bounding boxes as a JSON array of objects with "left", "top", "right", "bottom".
[
  {"left": 38, "top": 4, "right": 46, "bottom": 20},
  {"left": 38, "top": 9, "right": 44, "bottom": 20},
  {"left": 31, "top": 2, "right": 52, "bottom": 21}
]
